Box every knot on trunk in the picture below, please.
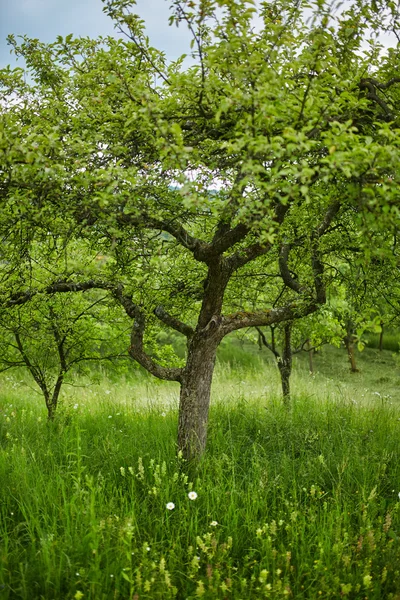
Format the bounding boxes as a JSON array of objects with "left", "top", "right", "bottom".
[{"left": 203, "top": 315, "right": 222, "bottom": 333}]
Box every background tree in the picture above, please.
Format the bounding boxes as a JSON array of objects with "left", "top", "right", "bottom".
[
  {"left": 1, "top": 0, "right": 400, "bottom": 459},
  {"left": 0, "top": 292, "right": 129, "bottom": 419}
]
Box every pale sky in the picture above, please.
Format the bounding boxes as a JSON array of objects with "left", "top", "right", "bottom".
[
  {"left": 0, "top": 0, "right": 192, "bottom": 68},
  {"left": 0, "top": 1, "right": 397, "bottom": 71}
]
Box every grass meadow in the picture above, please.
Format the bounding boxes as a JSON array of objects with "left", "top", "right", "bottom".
[{"left": 1, "top": 344, "right": 400, "bottom": 599}]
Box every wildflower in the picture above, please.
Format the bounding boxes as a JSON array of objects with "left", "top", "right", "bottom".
[
  {"left": 120, "top": 467, "right": 125, "bottom": 477},
  {"left": 146, "top": 546, "right": 151, "bottom": 552},
  {"left": 363, "top": 574, "right": 372, "bottom": 589},
  {"left": 398, "top": 492, "right": 400, "bottom": 500},
  {"left": 161, "top": 412, "right": 166, "bottom": 417},
  {"left": 166, "top": 502, "right": 175, "bottom": 510},
  {"left": 188, "top": 491, "right": 198, "bottom": 500},
  {"left": 108, "top": 415, "right": 112, "bottom": 419},
  {"left": 105, "top": 390, "right": 111, "bottom": 395},
  {"left": 73, "top": 404, "right": 79, "bottom": 410},
  {"left": 74, "top": 592, "right": 84, "bottom": 600},
  {"left": 210, "top": 521, "right": 218, "bottom": 527}
]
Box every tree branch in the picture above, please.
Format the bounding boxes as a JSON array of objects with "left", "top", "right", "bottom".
[
  {"left": 5, "top": 280, "right": 114, "bottom": 307},
  {"left": 112, "top": 285, "right": 183, "bottom": 382},
  {"left": 221, "top": 300, "right": 318, "bottom": 336},
  {"left": 311, "top": 200, "right": 341, "bottom": 303},
  {"left": 359, "top": 77, "right": 400, "bottom": 120},
  {"left": 118, "top": 212, "right": 211, "bottom": 262},
  {"left": 255, "top": 326, "right": 280, "bottom": 358},
  {"left": 210, "top": 223, "right": 249, "bottom": 255},
  {"left": 278, "top": 243, "right": 302, "bottom": 293},
  {"left": 154, "top": 306, "right": 194, "bottom": 338},
  {"left": 227, "top": 240, "right": 273, "bottom": 271}
]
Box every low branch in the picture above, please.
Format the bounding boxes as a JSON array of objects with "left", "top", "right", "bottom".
[
  {"left": 154, "top": 306, "right": 194, "bottom": 338},
  {"left": 5, "top": 279, "right": 113, "bottom": 307},
  {"left": 112, "top": 286, "right": 183, "bottom": 382},
  {"left": 221, "top": 300, "right": 318, "bottom": 336},
  {"left": 128, "top": 311, "right": 183, "bottom": 382}
]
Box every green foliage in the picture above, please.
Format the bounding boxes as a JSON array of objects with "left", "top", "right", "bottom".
[
  {"left": 0, "top": 292, "right": 130, "bottom": 415},
  {"left": 365, "top": 331, "right": 400, "bottom": 353},
  {"left": 2, "top": 0, "right": 400, "bottom": 456}
]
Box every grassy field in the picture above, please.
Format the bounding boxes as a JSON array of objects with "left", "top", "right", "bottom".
[{"left": 1, "top": 345, "right": 400, "bottom": 599}]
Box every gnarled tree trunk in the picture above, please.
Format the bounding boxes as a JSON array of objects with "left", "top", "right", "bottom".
[{"left": 178, "top": 331, "right": 221, "bottom": 460}]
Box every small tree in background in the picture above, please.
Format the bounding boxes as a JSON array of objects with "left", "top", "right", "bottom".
[{"left": 0, "top": 294, "right": 129, "bottom": 419}]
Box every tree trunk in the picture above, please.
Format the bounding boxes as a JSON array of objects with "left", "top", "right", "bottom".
[
  {"left": 43, "top": 389, "right": 56, "bottom": 420},
  {"left": 278, "top": 324, "right": 292, "bottom": 406},
  {"left": 177, "top": 332, "right": 220, "bottom": 462},
  {"left": 47, "top": 402, "right": 56, "bottom": 420},
  {"left": 344, "top": 322, "right": 358, "bottom": 373},
  {"left": 307, "top": 339, "right": 314, "bottom": 374},
  {"left": 379, "top": 321, "right": 384, "bottom": 352}
]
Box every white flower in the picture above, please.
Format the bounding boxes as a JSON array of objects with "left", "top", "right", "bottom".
[
  {"left": 188, "top": 491, "right": 198, "bottom": 500},
  {"left": 210, "top": 520, "right": 218, "bottom": 527},
  {"left": 108, "top": 415, "right": 112, "bottom": 419},
  {"left": 166, "top": 502, "right": 175, "bottom": 510},
  {"left": 105, "top": 390, "right": 111, "bottom": 395},
  {"left": 73, "top": 404, "right": 79, "bottom": 410},
  {"left": 398, "top": 492, "right": 400, "bottom": 500},
  {"left": 146, "top": 546, "right": 151, "bottom": 552}
]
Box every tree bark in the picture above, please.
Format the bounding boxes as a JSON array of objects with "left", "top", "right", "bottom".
[
  {"left": 344, "top": 322, "right": 359, "bottom": 373},
  {"left": 307, "top": 339, "right": 314, "bottom": 374},
  {"left": 277, "top": 323, "right": 292, "bottom": 405},
  {"left": 379, "top": 321, "right": 384, "bottom": 352},
  {"left": 177, "top": 331, "right": 220, "bottom": 461}
]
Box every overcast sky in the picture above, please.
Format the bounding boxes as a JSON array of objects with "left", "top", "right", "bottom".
[{"left": 0, "top": 0, "right": 192, "bottom": 68}]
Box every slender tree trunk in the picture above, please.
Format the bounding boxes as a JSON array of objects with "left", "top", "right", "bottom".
[
  {"left": 307, "top": 339, "right": 314, "bottom": 374},
  {"left": 344, "top": 322, "right": 358, "bottom": 373},
  {"left": 379, "top": 321, "right": 384, "bottom": 352},
  {"left": 178, "top": 332, "right": 220, "bottom": 461},
  {"left": 277, "top": 324, "right": 292, "bottom": 406},
  {"left": 46, "top": 374, "right": 64, "bottom": 420},
  {"left": 43, "top": 389, "right": 56, "bottom": 420}
]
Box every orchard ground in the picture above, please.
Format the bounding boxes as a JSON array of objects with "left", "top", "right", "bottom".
[{"left": 1, "top": 344, "right": 400, "bottom": 599}]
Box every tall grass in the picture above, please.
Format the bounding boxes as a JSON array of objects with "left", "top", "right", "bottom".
[{"left": 1, "top": 351, "right": 400, "bottom": 599}]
